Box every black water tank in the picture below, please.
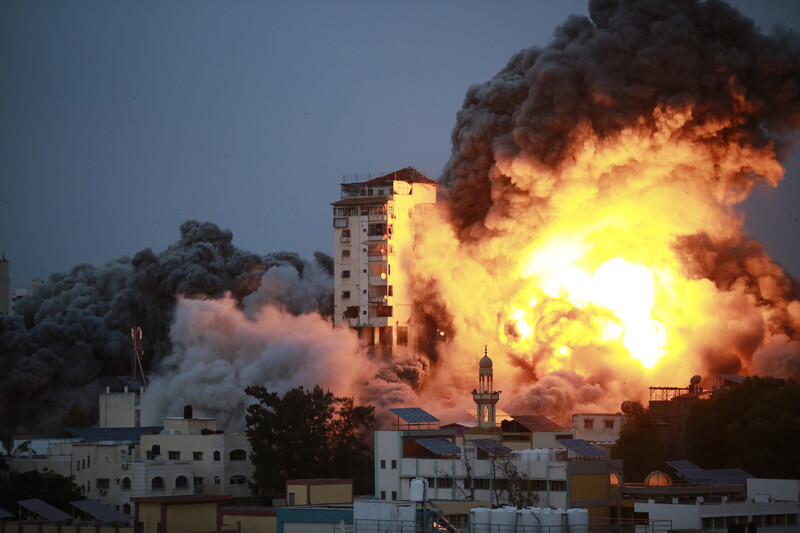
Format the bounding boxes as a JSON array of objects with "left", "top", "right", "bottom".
[{"left": 184, "top": 404, "right": 193, "bottom": 419}]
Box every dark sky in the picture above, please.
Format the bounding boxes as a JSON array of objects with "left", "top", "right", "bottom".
[{"left": 2, "top": 0, "right": 799, "bottom": 290}]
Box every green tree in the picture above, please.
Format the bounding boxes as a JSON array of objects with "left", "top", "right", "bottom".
[
  {"left": 245, "top": 385, "right": 375, "bottom": 499},
  {"left": 0, "top": 469, "right": 83, "bottom": 516},
  {"left": 611, "top": 401, "right": 672, "bottom": 482},
  {"left": 686, "top": 376, "right": 800, "bottom": 478}
]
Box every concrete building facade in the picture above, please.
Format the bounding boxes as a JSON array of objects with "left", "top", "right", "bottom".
[{"left": 332, "top": 167, "right": 437, "bottom": 358}]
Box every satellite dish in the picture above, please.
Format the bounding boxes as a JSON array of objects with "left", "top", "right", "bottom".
[
  {"left": 690, "top": 375, "right": 702, "bottom": 385},
  {"left": 621, "top": 400, "right": 634, "bottom": 414}
]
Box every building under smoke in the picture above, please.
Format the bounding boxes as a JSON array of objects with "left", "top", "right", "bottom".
[{"left": 332, "top": 167, "right": 437, "bottom": 358}]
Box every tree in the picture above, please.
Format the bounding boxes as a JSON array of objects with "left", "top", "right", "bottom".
[
  {"left": 686, "top": 376, "right": 800, "bottom": 478},
  {"left": 611, "top": 401, "right": 672, "bottom": 482},
  {"left": 245, "top": 385, "right": 375, "bottom": 499},
  {"left": 0, "top": 469, "right": 83, "bottom": 516},
  {"left": 491, "top": 456, "right": 540, "bottom": 509}
]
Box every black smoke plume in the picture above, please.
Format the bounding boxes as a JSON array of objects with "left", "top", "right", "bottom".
[{"left": 0, "top": 221, "right": 333, "bottom": 434}]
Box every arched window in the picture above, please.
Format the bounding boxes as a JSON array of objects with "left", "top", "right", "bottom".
[
  {"left": 213, "top": 450, "right": 221, "bottom": 461},
  {"left": 229, "top": 449, "right": 246, "bottom": 461},
  {"left": 213, "top": 476, "right": 221, "bottom": 486},
  {"left": 175, "top": 475, "right": 189, "bottom": 489},
  {"left": 151, "top": 476, "right": 164, "bottom": 490},
  {"left": 122, "top": 503, "right": 131, "bottom": 515},
  {"left": 229, "top": 475, "right": 247, "bottom": 485},
  {"left": 121, "top": 477, "right": 132, "bottom": 490}
]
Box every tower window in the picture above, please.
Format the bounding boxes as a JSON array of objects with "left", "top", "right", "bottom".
[
  {"left": 341, "top": 270, "right": 350, "bottom": 278},
  {"left": 342, "top": 291, "right": 350, "bottom": 299},
  {"left": 342, "top": 249, "right": 350, "bottom": 258}
]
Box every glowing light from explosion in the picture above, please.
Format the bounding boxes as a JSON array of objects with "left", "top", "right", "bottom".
[{"left": 538, "top": 257, "right": 666, "bottom": 368}]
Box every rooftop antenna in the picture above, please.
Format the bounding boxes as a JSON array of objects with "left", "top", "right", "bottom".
[{"left": 130, "top": 326, "right": 147, "bottom": 388}]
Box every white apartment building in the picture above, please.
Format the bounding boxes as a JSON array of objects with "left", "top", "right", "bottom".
[
  {"left": 332, "top": 167, "right": 437, "bottom": 358},
  {"left": 374, "top": 354, "right": 618, "bottom": 513},
  {"left": 634, "top": 478, "right": 800, "bottom": 532},
  {"left": 571, "top": 413, "right": 625, "bottom": 443},
  {"left": 8, "top": 385, "right": 254, "bottom": 519},
  {"left": 374, "top": 429, "right": 570, "bottom": 508}
]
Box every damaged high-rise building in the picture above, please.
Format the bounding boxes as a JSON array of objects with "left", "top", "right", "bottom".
[{"left": 332, "top": 167, "right": 437, "bottom": 358}]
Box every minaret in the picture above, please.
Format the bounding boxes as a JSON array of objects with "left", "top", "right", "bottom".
[{"left": 473, "top": 346, "right": 500, "bottom": 428}]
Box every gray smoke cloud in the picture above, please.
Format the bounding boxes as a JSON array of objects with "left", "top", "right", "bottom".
[
  {"left": 0, "top": 221, "right": 334, "bottom": 433},
  {"left": 4, "top": 0, "right": 800, "bottom": 434}
]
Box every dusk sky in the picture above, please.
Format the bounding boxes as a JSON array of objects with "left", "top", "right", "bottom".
[{"left": 2, "top": 0, "right": 799, "bottom": 291}]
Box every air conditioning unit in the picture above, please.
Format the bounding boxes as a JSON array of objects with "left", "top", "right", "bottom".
[
  {"left": 121, "top": 464, "right": 129, "bottom": 470},
  {"left": 99, "top": 489, "right": 108, "bottom": 495}
]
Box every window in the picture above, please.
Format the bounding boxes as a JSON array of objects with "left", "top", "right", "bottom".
[
  {"left": 341, "top": 270, "right": 350, "bottom": 278},
  {"left": 368, "top": 222, "right": 384, "bottom": 236},
  {"left": 96, "top": 478, "right": 110, "bottom": 489},
  {"left": 391, "top": 491, "right": 397, "bottom": 500},
  {"left": 474, "top": 479, "right": 491, "bottom": 490},
  {"left": 584, "top": 419, "right": 594, "bottom": 429},
  {"left": 344, "top": 306, "right": 359, "bottom": 318},
  {"left": 168, "top": 451, "right": 180, "bottom": 460},
  {"left": 655, "top": 415, "right": 668, "bottom": 425},
  {"left": 342, "top": 249, "right": 350, "bottom": 258},
  {"left": 151, "top": 477, "right": 164, "bottom": 490},
  {"left": 549, "top": 480, "right": 566, "bottom": 491},
  {"left": 194, "top": 476, "right": 204, "bottom": 487},
  {"left": 76, "top": 460, "right": 80, "bottom": 471},
  {"left": 87, "top": 456, "right": 90, "bottom": 467},
  {"left": 230, "top": 475, "right": 247, "bottom": 485},
  {"left": 333, "top": 218, "right": 348, "bottom": 228},
  {"left": 122, "top": 503, "right": 131, "bottom": 515},
  {"left": 391, "top": 459, "right": 397, "bottom": 469},
  {"left": 371, "top": 264, "right": 388, "bottom": 276},
  {"left": 529, "top": 479, "right": 547, "bottom": 491},
  {"left": 380, "top": 460, "right": 386, "bottom": 469},
  {"left": 437, "top": 477, "right": 452, "bottom": 488},
  {"left": 193, "top": 452, "right": 203, "bottom": 461},
  {"left": 213, "top": 451, "right": 221, "bottom": 461},
  {"left": 214, "top": 476, "right": 221, "bottom": 485},
  {"left": 342, "top": 291, "right": 350, "bottom": 299},
  {"left": 604, "top": 420, "right": 615, "bottom": 429},
  {"left": 229, "top": 449, "right": 247, "bottom": 461},
  {"left": 175, "top": 476, "right": 188, "bottom": 489},
  {"left": 380, "top": 491, "right": 386, "bottom": 500},
  {"left": 122, "top": 477, "right": 132, "bottom": 490}
]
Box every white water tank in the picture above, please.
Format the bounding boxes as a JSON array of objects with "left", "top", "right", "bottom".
[
  {"left": 410, "top": 478, "right": 427, "bottom": 502},
  {"left": 566, "top": 508, "right": 589, "bottom": 533},
  {"left": 517, "top": 507, "right": 542, "bottom": 533},
  {"left": 491, "top": 506, "right": 517, "bottom": 530},
  {"left": 470, "top": 507, "right": 490, "bottom": 533},
  {"left": 539, "top": 508, "right": 565, "bottom": 531}
]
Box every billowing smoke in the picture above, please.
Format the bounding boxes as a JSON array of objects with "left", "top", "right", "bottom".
[
  {"left": 0, "top": 222, "right": 338, "bottom": 433},
  {"left": 415, "top": 0, "right": 800, "bottom": 420},
  {"left": 3, "top": 0, "right": 800, "bottom": 434}
]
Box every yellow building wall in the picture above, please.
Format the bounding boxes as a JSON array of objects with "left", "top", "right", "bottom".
[
  {"left": 570, "top": 473, "right": 608, "bottom": 500},
  {"left": 310, "top": 483, "right": 352, "bottom": 504},
  {"left": 166, "top": 503, "right": 217, "bottom": 533},
  {"left": 138, "top": 502, "right": 163, "bottom": 533},
  {"left": 286, "top": 482, "right": 309, "bottom": 505},
  {"left": 222, "top": 513, "right": 277, "bottom": 533}
]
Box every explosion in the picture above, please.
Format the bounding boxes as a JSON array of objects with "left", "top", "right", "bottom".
[
  {"left": 410, "top": 0, "right": 800, "bottom": 419},
  {"left": 3, "top": 0, "right": 800, "bottom": 433}
]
